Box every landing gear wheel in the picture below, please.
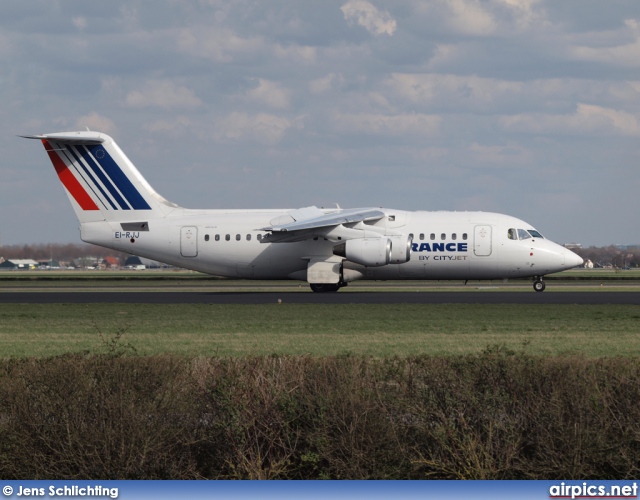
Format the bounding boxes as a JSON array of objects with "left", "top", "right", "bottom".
[
  {"left": 310, "top": 283, "right": 341, "bottom": 293},
  {"left": 533, "top": 280, "right": 546, "bottom": 292}
]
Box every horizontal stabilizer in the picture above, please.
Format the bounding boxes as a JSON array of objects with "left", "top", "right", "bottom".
[{"left": 19, "top": 131, "right": 106, "bottom": 145}]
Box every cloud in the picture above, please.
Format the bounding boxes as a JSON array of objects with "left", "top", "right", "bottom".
[
  {"left": 341, "top": 0, "right": 397, "bottom": 36},
  {"left": 144, "top": 116, "right": 192, "bottom": 136},
  {"left": 73, "top": 112, "right": 117, "bottom": 135},
  {"left": 72, "top": 16, "right": 87, "bottom": 30},
  {"left": 178, "top": 26, "right": 263, "bottom": 63},
  {"left": 576, "top": 103, "right": 640, "bottom": 136},
  {"left": 409, "top": 0, "right": 549, "bottom": 43},
  {"left": 570, "top": 20, "right": 640, "bottom": 68},
  {"left": 125, "top": 80, "right": 202, "bottom": 109},
  {"left": 384, "top": 73, "right": 640, "bottom": 116},
  {"left": 0, "top": 32, "right": 10, "bottom": 57},
  {"left": 245, "top": 79, "right": 291, "bottom": 109},
  {"left": 467, "top": 142, "right": 533, "bottom": 168},
  {"left": 2, "top": 1, "right": 639, "bottom": 246},
  {"left": 495, "top": 0, "right": 546, "bottom": 29},
  {"left": 333, "top": 112, "right": 440, "bottom": 136},
  {"left": 500, "top": 103, "right": 640, "bottom": 137},
  {"left": 273, "top": 43, "right": 316, "bottom": 63},
  {"left": 309, "top": 73, "right": 344, "bottom": 94},
  {"left": 384, "top": 73, "right": 523, "bottom": 111},
  {"left": 213, "top": 112, "right": 300, "bottom": 145},
  {"left": 425, "top": 43, "right": 468, "bottom": 70},
  {"left": 446, "top": 0, "right": 496, "bottom": 35}
]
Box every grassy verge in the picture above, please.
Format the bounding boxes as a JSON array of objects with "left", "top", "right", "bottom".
[{"left": 1, "top": 303, "right": 639, "bottom": 358}]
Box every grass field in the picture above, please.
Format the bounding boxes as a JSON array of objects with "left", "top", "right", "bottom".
[
  {"left": 1, "top": 303, "right": 639, "bottom": 358},
  {"left": 1, "top": 274, "right": 640, "bottom": 479}
]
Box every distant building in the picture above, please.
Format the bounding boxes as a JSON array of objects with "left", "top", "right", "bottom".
[
  {"left": 102, "top": 256, "right": 120, "bottom": 268},
  {"left": 123, "top": 255, "right": 168, "bottom": 269},
  {"left": 37, "top": 259, "right": 61, "bottom": 269},
  {"left": 72, "top": 256, "right": 100, "bottom": 269},
  {"left": 564, "top": 243, "right": 582, "bottom": 249},
  {"left": 0, "top": 259, "right": 39, "bottom": 270}
]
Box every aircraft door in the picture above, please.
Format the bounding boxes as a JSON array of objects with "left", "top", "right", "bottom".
[
  {"left": 180, "top": 226, "right": 198, "bottom": 257},
  {"left": 474, "top": 225, "right": 492, "bottom": 256}
]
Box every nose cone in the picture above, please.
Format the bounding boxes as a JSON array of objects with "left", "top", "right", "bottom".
[{"left": 564, "top": 250, "right": 583, "bottom": 269}]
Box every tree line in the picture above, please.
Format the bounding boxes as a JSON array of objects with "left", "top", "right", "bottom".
[
  {"left": 0, "top": 243, "right": 130, "bottom": 264},
  {"left": 573, "top": 245, "right": 638, "bottom": 268}
]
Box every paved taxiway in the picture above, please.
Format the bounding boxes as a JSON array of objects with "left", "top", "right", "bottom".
[{"left": 1, "top": 291, "right": 639, "bottom": 305}]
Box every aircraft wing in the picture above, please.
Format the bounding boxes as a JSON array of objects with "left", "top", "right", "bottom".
[{"left": 261, "top": 206, "right": 386, "bottom": 242}]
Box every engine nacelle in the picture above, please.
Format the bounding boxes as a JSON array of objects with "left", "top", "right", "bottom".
[
  {"left": 334, "top": 237, "right": 391, "bottom": 267},
  {"left": 388, "top": 234, "right": 412, "bottom": 264}
]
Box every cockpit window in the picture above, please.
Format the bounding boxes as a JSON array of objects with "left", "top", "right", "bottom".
[
  {"left": 517, "top": 229, "right": 531, "bottom": 240},
  {"left": 528, "top": 229, "right": 543, "bottom": 238},
  {"left": 508, "top": 228, "right": 517, "bottom": 240}
]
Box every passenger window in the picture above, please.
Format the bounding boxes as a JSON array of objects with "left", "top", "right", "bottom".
[
  {"left": 215, "top": 234, "right": 220, "bottom": 241},
  {"left": 517, "top": 229, "right": 531, "bottom": 240},
  {"left": 452, "top": 233, "right": 457, "bottom": 241},
  {"left": 204, "top": 234, "right": 209, "bottom": 242},
  {"left": 409, "top": 233, "right": 414, "bottom": 240},
  {"left": 508, "top": 228, "right": 517, "bottom": 240},
  {"left": 236, "top": 234, "right": 241, "bottom": 241},
  {"left": 225, "top": 234, "right": 230, "bottom": 241},
  {"left": 246, "top": 234, "right": 251, "bottom": 241},
  {"left": 257, "top": 234, "right": 262, "bottom": 241},
  {"left": 430, "top": 234, "right": 435, "bottom": 240},
  {"left": 441, "top": 233, "right": 446, "bottom": 240},
  {"left": 419, "top": 233, "right": 424, "bottom": 241},
  {"left": 462, "top": 233, "right": 467, "bottom": 240}
]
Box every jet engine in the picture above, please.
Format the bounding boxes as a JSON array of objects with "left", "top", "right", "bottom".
[
  {"left": 388, "top": 234, "right": 413, "bottom": 264},
  {"left": 333, "top": 237, "right": 391, "bottom": 267}
]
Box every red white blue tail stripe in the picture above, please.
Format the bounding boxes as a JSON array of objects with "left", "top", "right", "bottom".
[
  {"left": 43, "top": 140, "right": 100, "bottom": 211},
  {"left": 42, "top": 139, "right": 151, "bottom": 211}
]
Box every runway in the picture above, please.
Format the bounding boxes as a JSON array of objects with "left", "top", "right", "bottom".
[{"left": 1, "top": 291, "right": 639, "bottom": 305}]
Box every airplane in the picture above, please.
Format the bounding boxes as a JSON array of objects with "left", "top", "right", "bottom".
[{"left": 22, "top": 130, "right": 583, "bottom": 292}]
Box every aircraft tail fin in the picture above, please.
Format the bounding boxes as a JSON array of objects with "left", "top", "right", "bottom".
[{"left": 21, "top": 131, "right": 177, "bottom": 223}]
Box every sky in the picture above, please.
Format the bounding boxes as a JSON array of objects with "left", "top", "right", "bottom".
[{"left": 1, "top": 0, "right": 639, "bottom": 247}]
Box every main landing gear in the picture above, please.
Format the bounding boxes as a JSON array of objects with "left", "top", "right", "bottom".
[
  {"left": 533, "top": 277, "right": 546, "bottom": 292},
  {"left": 310, "top": 283, "right": 342, "bottom": 293}
]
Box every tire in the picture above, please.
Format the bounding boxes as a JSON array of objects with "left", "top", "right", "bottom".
[
  {"left": 310, "top": 283, "right": 340, "bottom": 293},
  {"left": 533, "top": 280, "right": 546, "bottom": 292}
]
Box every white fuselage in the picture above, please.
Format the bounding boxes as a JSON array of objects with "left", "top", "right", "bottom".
[{"left": 80, "top": 208, "right": 581, "bottom": 281}]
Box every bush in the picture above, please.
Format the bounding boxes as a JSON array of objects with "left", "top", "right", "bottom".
[{"left": 0, "top": 352, "right": 639, "bottom": 479}]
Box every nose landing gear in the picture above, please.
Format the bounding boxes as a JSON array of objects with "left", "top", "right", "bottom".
[{"left": 533, "top": 277, "right": 546, "bottom": 292}]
